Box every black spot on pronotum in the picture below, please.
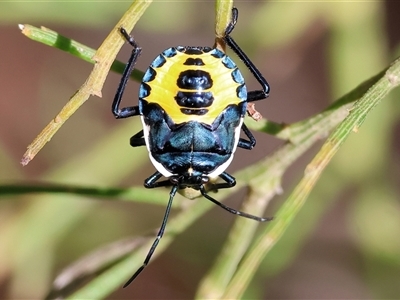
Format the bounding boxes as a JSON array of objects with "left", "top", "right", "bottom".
[{"left": 184, "top": 58, "right": 205, "bottom": 66}]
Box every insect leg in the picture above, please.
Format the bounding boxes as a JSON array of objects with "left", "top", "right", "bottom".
[
  {"left": 210, "top": 172, "right": 236, "bottom": 190},
  {"left": 143, "top": 171, "right": 174, "bottom": 188},
  {"left": 200, "top": 185, "right": 271, "bottom": 222},
  {"left": 202, "top": 172, "right": 272, "bottom": 222},
  {"left": 112, "top": 28, "right": 142, "bottom": 119},
  {"left": 237, "top": 123, "right": 256, "bottom": 150},
  {"left": 123, "top": 185, "right": 178, "bottom": 287},
  {"left": 130, "top": 130, "right": 146, "bottom": 147},
  {"left": 224, "top": 8, "right": 270, "bottom": 103}
]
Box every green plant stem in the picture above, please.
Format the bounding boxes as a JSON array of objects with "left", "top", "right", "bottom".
[
  {"left": 0, "top": 183, "right": 171, "bottom": 206},
  {"left": 197, "top": 57, "right": 395, "bottom": 299},
  {"left": 196, "top": 103, "right": 351, "bottom": 299},
  {"left": 215, "top": 0, "right": 233, "bottom": 38},
  {"left": 222, "top": 57, "right": 400, "bottom": 299},
  {"left": 19, "top": 24, "right": 143, "bottom": 81},
  {"left": 20, "top": 0, "right": 151, "bottom": 166},
  {"left": 214, "top": 0, "right": 233, "bottom": 52}
]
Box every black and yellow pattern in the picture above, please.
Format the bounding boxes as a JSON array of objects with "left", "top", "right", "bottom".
[
  {"left": 139, "top": 46, "right": 247, "bottom": 125},
  {"left": 111, "top": 7, "right": 271, "bottom": 287}
]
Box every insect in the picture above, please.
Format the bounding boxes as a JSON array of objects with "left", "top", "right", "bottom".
[{"left": 112, "top": 7, "right": 272, "bottom": 287}]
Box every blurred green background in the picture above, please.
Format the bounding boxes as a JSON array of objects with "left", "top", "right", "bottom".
[{"left": 1, "top": 1, "right": 400, "bottom": 299}]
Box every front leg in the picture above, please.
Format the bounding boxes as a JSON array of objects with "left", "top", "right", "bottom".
[
  {"left": 224, "top": 8, "right": 270, "bottom": 103},
  {"left": 112, "top": 28, "right": 142, "bottom": 119},
  {"left": 144, "top": 171, "right": 172, "bottom": 188}
]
